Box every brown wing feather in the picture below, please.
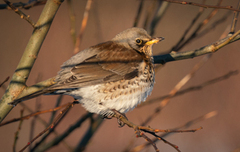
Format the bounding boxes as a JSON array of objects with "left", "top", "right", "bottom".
[{"left": 48, "top": 41, "right": 143, "bottom": 90}]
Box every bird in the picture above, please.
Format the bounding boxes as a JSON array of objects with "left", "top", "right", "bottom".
[{"left": 10, "top": 27, "right": 164, "bottom": 119}]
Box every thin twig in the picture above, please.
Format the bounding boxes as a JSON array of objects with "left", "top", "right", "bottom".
[
  {"left": 29, "top": 73, "right": 42, "bottom": 151},
  {"left": 129, "top": 111, "right": 217, "bottom": 152},
  {"left": 171, "top": 0, "right": 205, "bottom": 52},
  {"left": 114, "top": 113, "right": 201, "bottom": 152},
  {"left": 133, "top": 0, "right": 144, "bottom": 27},
  {"left": 149, "top": 1, "right": 169, "bottom": 36},
  {"left": 74, "top": 0, "right": 93, "bottom": 54},
  {"left": 0, "top": 0, "right": 46, "bottom": 9},
  {"left": 135, "top": 130, "right": 160, "bottom": 152},
  {"left": 48, "top": 95, "right": 63, "bottom": 125},
  {"left": 146, "top": 132, "right": 181, "bottom": 152},
  {"left": 139, "top": 70, "right": 238, "bottom": 107},
  {"left": 0, "top": 102, "right": 72, "bottom": 127},
  {"left": 13, "top": 109, "right": 24, "bottom": 152},
  {"left": 196, "top": 11, "right": 231, "bottom": 40},
  {"left": 3, "top": 0, "right": 36, "bottom": 27},
  {"left": 67, "top": 0, "right": 77, "bottom": 44},
  {"left": 31, "top": 95, "right": 65, "bottom": 151},
  {"left": 143, "top": 0, "right": 157, "bottom": 30},
  {"left": 33, "top": 113, "right": 92, "bottom": 152},
  {"left": 19, "top": 101, "right": 78, "bottom": 152},
  {"left": 173, "top": 0, "right": 223, "bottom": 52},
  {"left": 230, "top": 0, "right": 240, "bottom": 33},
  {"left": 0, "top": 76, "right": 9, "bottom": 87},
  {"left": 74, "top": 115, "right": 104, "bottom": 151},
  {"left": 19, "top": 101, "right": 72, "bottom": 151},
  {"left": 162, "top": 0, "right": 240, "bottom": 12},
  {"left": 143, "top": 54, "right": 210, "bottom": 126}
]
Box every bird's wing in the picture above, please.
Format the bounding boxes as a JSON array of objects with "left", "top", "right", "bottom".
[{"left": 49, "top": 41, "right": 143, "bottom": 90}]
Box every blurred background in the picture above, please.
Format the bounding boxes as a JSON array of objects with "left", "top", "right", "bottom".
[{"left": 1, "top": 0, "right": 240, "bottom": 151}]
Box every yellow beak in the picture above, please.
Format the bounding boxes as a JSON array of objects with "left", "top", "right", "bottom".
[{"left": 146, "top": 37, "right": 164, "bottom": 45}]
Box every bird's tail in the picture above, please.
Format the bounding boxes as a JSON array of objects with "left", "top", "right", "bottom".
[{"left": 9, "top": 89, "right": 54, "bottom": 106}]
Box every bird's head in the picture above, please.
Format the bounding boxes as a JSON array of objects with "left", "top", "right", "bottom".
[{"left": 112, "top": 27, "right": 164, "bottom": 56}]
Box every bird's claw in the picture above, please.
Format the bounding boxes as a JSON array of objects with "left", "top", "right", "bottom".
[{"left": 112, "top": 109, "right": 128, "bottom": 127}]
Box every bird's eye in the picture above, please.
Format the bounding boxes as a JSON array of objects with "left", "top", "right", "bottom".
[{"left": 136, "top": 39, "right": 142, "bottom": 45}]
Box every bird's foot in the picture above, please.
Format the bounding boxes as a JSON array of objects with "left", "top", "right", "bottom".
[{"left": 112, "top": 109, "right": 128, "bottom": 127}]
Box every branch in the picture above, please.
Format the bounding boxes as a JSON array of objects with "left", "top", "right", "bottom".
[
  {"left": 149, "top": 1, "right": 169, "bottom": 36},
  {"left": 0, "top": 76, "right": 9, "bottom": 88},
  {"left": 74, "top": 0, "right": 93, "bottom": 54},
  {"left": 230, "top": 0, "right": 240, "bottom": 33},
  {"left": 34, "top": 113, "right": 93, "bottom": 152},
  {"left": 141, "top": 55, "right": 210, "bottom": 126},
  {"left": 139, "top": 70, "right": 238, "bottom": 107},
  {"left": 172, "top": 0, "right": 223, "bottom": 52},
  {"left": 114, "top": 113, "right": 201, "bottom": 152},
  {"left": 163, "top": 0, "right": 240, "bottom": 12},
  {"left": 133, "top": 0, "right": 144, "bottom": 27},
  {"left": 0, "top": 102, "right": 72, "bottom": 127},
  {"left": 67, "top": 0, "right": 77, "bottom": 44},
  {"left": 170, "top": 1, "right": 205, "bottom": 52},
  {"left": 13, "top": 109, "right": 24, "bottom": 152},
  {"left": 74, "top": 115, "right": 104, "bottom": 151},
  {"left": 129, "top": 111, "right": 217, "bottom": 152},
  {"left": 0, "top": 0, "right": 63, "bottom": 123},
  {"left": 154, "top": 32, "right": 240, "bottom": 64},
  {"left": 19, "top": 100, "right": 72, "bottom": 151},
  {"left": 19, "top": 101, "right": 77, "bottom": 152},
  {"left": 3, "top": 0, "right": 36, "bottom": 27},
  {"left": 0, "top": 0, "right": 46, "bottom": 10}
]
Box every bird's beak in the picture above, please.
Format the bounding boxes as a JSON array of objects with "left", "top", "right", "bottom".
[{"left": 146, "top": 37, "right": 164, "bottom": 45}]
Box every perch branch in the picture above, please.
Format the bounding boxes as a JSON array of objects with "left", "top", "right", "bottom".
[
  {"left": 154, "top": 31, "right": 240, "bottom": 64},
  {"left": 114, "top": 113, "right": 201, "bottom": 152},
  {"left": 129, "top": 111, "right": 217, "bottom": 152}
]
